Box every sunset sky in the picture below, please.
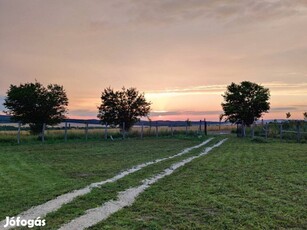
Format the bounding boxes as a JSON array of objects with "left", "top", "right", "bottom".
[{"left": 0, "top": 0, "right": 306, "bottom": 121}]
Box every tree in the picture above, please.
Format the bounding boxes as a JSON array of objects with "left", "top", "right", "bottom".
[
  {"left": 218, "top": 114, "right": 224, "bottom": 130},
  {"left": 221, "top": 81, "right": 270, "bottom": 128},
  {"left": 3, "top": 82, "right": 68, "bottom": 135},
  {"left": 304, "top": 112, "right": 307, "bottom": 120},
  {"left": 286, "top": 112, "right": 291, "bottom": 119},
  {"left": 186, "top": 118, "right": 192, "bottom": 127},
  {"left": 97, "top": 87, "right": 151, "bottom": 131}
]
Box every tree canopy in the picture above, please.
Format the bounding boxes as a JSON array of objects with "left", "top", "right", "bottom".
[
  {"left": 97, "top": 87, "right": 151, "bottom": 131},
  {"left": 221, "top": 81, "right": 270, "bottom": 126},
  {"left": 286, "top": 112, "right": 291, "bottom": 119},
  {"left": 3, "top": 82, "right": 68, "bottom": 134}
]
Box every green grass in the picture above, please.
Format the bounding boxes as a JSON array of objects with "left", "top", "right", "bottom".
[
  {"left": 30, "top": 137, "right": 220, "bottom": 229},
  {"left": 90, "top": 137, "right": 306, "bottom": 229},
  {"left": 0, "top": 137, "right": 205, "bottom": 220},
  {"left": 1, "top": 136, "right": 306, "bottom": 229}
]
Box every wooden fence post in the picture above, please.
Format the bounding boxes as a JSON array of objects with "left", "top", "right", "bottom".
[
  {"left": 297, "top": 121, "right": 301, "bottom": 142},
  {"left": 122, "top": 122, "right": 126, "bottom": 139},
  {"left": 156, "top": 121, "right": 158, "bottom": 137},
  {"left": 104, "top": 122, "right": 108, "bottom": 140},
  {"left": 85, "top": 122, "right": 88, "bottom": 141},
  {"left": 251, "top": 122, "right": 255, "bottom": 138},
  {"left": 42, "top": 123, "right": 46, "bottom": 143},
  {"left": 141, "top": 122, "right": 144, "bottom": 139},
  {"left": 237, "top": 123, "right": 240, "bottom": 137},
  {"left": 280, "top": 123, "right": 283, "bottom": 141},
  {"left": 17, "top": 122, "right": 21, "bottom": 144},
  {"left": 204, "top": 119, "right": 207, "bottom": 136},
  {"left": 64, "top": 122, "right": 67, "bottom": 142},
  {"left": 185, "top": 122, "right": 188, "bottom": 135},
  {"left": 149, "top": 121, "right": 152, "bottom": 135},
  {"left": 242, "top": 122, "right": 246, "bottom": 137}
]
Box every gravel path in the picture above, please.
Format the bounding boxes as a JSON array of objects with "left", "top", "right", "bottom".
[
  {"left": 0, "top": 138, "right": 213, "bottom": 230},
  {"left": 59, "top": 138, "right": 227, "bottom": 230}
]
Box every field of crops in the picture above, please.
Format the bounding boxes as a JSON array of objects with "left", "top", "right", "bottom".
[{"left": 0, "top": 135, "right": 306, "bottom": 229}]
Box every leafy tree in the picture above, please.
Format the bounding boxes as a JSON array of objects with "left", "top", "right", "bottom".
[
  {"left": 97, "top": 87, "right": 151, "bottom": 131},
  {"left": 186, "top": 118, "right": 192, "bottom": 127},
  {"left": 219, "top": 114, "right": 224, "bottom": 130},
  {"left": 286, "top": 112, "right": 291, "bottom": 119},
  {"left": 3, "top": 82, "right": 68, "bottom": 135},
  {"left": 303, "top": 112, "right": 307, "bottom": 120},
  {"left": 221, "top": 81, "right": 270, "bottom": 128}
]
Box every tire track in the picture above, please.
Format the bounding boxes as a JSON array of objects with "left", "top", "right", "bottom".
[
  {"left": 0, "top": 138, "right": 213, "bottom": 229},
  {"left": 59, "top": 138, "right": 227, "bottom": 230}
]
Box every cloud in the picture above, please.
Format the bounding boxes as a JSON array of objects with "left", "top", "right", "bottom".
[
  {"left": 85, "top": 0, "right": 307, "bottom": 31},
  {"left": 266, "top": 82, "right": 307, "bottom": 96},
  {"left": 290, "top": 104, "right": 307, "bottom": 109},
  {"left": 270, "top": 106, "right": 298, "bottom": 112},
  {"left": 147, "top": 85, "right": 227, "bottom": 98},
  {"left": 147, "top": 82, "right": 307, "bottom": 97},
  {"left": 68, "top": 109, "right": 98, "bottom": 118},
  {"left": 123, "top": 0, "right": 307, "bottom": 27},
  {"left": 265, "top": 82, "right": 307, "bottom": 88},
  {"left": 150, "top": 110, "right": 222, "bottom": 117},
  {"left": 0, "top": 1, "right": 306, "bottom": 120}
]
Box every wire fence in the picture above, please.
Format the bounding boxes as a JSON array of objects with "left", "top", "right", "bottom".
[
  {"left": 236, "top": 120, "right": 307, "bottom": 143},
  {"left": 0, "top": 120, "right": 235, "bottom": 144}
]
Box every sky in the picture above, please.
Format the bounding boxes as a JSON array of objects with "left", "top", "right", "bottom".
[{"left": 0, "top": 0, "right": 306, "bottom": 121}]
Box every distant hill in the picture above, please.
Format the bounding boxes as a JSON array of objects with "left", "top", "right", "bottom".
[
  {"left": 1, "top": 114, "right": 304, "bottom": 127},
  {"left": 0, "top": 115, "right": 11, "bottom": 123}
]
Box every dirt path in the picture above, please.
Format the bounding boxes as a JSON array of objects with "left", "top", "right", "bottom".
[
  {"left": 59, "top": 138, "right": 227, "bottom": 230},
  {"left": 0, "top": 138, "right": 213, "bottom": 230}
]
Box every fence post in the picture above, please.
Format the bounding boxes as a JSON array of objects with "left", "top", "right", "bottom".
[
  {"left": 297, "top": 121, "right": 301, "bottom": 142},
  {"left": 42, "top": 123, "right": 46, "bottom": 143},
  {"left": 204, "top": 119, "right": 207, "bottom": 136},
  {"left": 17, "top": 122, "right": 21, "bottom": 144},
  {"left": 104, "top": 122, "right": 108, "bottom": 140},
  {"left": 280, "top": 123, "right": 283, "bottom": 141},
  {"left": 141, "top": 122, "right": 144, "bottom": 139},
  {"left": 251, "top": 122, "right": 255, "bottom": 138},
  {"left": 149, "top": 121, "right": 152, "bottom": 135},
  {"left": 242, "top": 122, "right": 246, "bottom": 137},
  {"left": 85, "top": 122, "right": 88, "bottom": 141},
  {"left": 122, "top": 122, "right": 125, "bottom": 139},
  {"left": 237, "top": 123, "right": 240, "bottom": 137},
  {"left": 185, "top": 122, "right": 188, "bottom": 135},
  {"left": 155, "top": 121, "right": 158, "bottom": 137},
  {"left": 64, "top": 122, "right": 67, "bottom": 142}
]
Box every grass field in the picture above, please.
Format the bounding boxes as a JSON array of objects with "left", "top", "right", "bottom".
[
  {"left": 94, "top": 138, "right": 306, "bottom": 229},
  {"left": 0, "top": 136, "right": 306, "bottom": 229},
  {"left": 0, "top": 137, "right": 205, "bottom": 220}
]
